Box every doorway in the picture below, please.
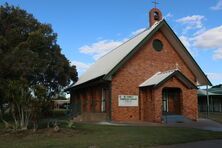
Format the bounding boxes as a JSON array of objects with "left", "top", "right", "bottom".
[{"left": 162, "top": 88, "right": 182, "bottom": 115}]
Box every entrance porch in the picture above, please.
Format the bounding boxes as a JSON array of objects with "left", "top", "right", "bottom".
[{"left": 139, "top": 70, "right": 198, "bottom": 123}]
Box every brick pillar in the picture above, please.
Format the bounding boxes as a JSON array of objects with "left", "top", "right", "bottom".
[
  {"left": 139, "top": 88, "right": 145, "bottom": 121},
  {"left": 153, "top": 90, "right": 162, "bottom": 123},
  {"left": 95, "top": 86, "right": 102, "bottom": 112},
  {"left": 91, "top": 87, "right": 95, "bottom": 113}
]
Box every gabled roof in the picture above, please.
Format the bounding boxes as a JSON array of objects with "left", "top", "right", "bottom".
[
  {"left": 139, "top": 70, "right": 175, "bottom": 87},
  {"left": 73, "top": 20, "right": 163, "bottom": 87},
  {"left": 139, "top": 69, "right": 197, "bottom": 89},
  {"left": 72, "top": 19, "right": 211, "bottom": 89}
]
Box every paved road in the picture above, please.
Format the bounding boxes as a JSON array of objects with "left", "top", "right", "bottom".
[{"left": 154, "top": 140, "right": 222, "bottom": 148}]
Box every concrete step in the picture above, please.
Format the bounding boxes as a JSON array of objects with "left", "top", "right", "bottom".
[{"left": 162, "top": 115, "right": 192, "bottom": 124}]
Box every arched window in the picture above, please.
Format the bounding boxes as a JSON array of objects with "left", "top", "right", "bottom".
[{"left": 154, "top": 11, "right": 159, "bottom": 20}]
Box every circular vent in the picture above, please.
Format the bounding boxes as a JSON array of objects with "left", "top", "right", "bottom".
[{"left": 152, "top": 39, "right": 163, "bottom": 52}]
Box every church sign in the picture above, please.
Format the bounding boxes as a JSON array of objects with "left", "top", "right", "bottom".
[{"left": 118, "top": 95, "right": 138, "bottom": 107}]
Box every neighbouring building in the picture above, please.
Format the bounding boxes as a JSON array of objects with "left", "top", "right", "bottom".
[
  {"left": 67, "top": 8, "right": 211, "bottom": 123},
  {"left": 198, "top": 85, "right": 222, "bottom": 112}
]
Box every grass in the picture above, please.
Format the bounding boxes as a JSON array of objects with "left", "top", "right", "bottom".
[
  {"left": 199, "top": 112, "right": 222, "bottom": 124},
  {"left": 0, "top": 111, "right": 221, "bottom": 147},
  {"left": 0, "top": 123, "right": 222, "bottom": 148}
]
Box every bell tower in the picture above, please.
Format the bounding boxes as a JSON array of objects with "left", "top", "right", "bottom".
[{"left": 149, "top": 2, "right": 162, "bottom": 27}]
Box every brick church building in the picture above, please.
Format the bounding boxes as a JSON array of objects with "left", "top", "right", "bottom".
[{"left": 67, "top": 8, "right": 211, "bottom": 123}]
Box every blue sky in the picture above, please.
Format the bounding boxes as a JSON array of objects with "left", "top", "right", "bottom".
[{"left": 1, "top": 0, "right": 222, "bottom": 85}]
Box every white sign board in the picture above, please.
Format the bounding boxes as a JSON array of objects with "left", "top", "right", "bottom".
[{"left": 118, "top": 95, "right": 138, "bottom": 107}]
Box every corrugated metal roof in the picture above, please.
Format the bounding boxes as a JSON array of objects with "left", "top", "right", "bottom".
[
  {"left": 139, "top": 69, "right": 176, "bottom": 87},
  {"left": 209, "top": 85, "right": 222, "bottom": 94},
  {"left": 210, "top": 89, "right": 222, "bottom": 95},
  {"left": 139, "top": 69, "right": 197, "bottom": 89},
  {"left": 198, "top": 89, "right": 221, "bottom": 96},
  {"left": 74, "top": 20, "right": 163, "bottom": 87}
]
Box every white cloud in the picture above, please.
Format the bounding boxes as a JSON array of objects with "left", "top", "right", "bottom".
[
  {"left": 79, "top": 39, "right": 127, "bottom": 60},
  {"left": 131, "top": 28, "right": 146, "bottom": 36},
  {"left": 211, "top": 0, "right": 222, "bottom": 10},
  {"left": 192, "top": 27, "right": 206, "bottom": 36},
  {"left": 213, "top": 48, "right": 222, "bottom": 60},
  {"left": 176, "top": 15, "right": 205, "bottom": 32},
  {"left": 207, "top": 73, "right": 222, "bottom": 83},
  {"left": 179, "top": 36, "right": 191, "bottom": 49},
  {"left": 192, "top": 25, "right": 222, "bottom": 60},
  {"left": 179, "top": 35, "right": 199, "bottom": 57},
  {"left": 79, "top": 28, "right": 146, "bottom": 60},
  {"left": 165, "top": 12, "right": 173, "bottom": 19},
  {"left": 193, "top": 25, "right": 222, "bottom": 49},
  {"left": 71, "top": 60, "right": 92, "bottom": 75}
]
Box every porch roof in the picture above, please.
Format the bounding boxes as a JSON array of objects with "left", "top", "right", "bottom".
[{"left": 139, "top": 69, "right": 197, "bottom": 89}]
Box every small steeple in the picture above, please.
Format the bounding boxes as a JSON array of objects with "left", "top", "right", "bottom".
[{"left": 149, "top": 1, "right": 162, "bottom": 27}]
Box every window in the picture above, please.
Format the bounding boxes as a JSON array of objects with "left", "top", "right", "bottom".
[{"left": 152, "top": 39, "right": 163, "bottom": 52}]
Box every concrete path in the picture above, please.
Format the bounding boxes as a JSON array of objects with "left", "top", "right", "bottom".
[
  {"left": 96, "top": 118, "right": 222, "bottom": 132},
  {"left": 154, "top": 140, "right": 222, "bottom": 148},
  {"left": 165, "top": 118, "right": 222, "bottom": 131}
]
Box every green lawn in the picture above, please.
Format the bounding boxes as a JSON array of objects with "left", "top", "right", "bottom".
[
  {"left": 0, "top": 123, "right": 222, "bottom": 148},
  {"left": 199, "top": 112, "right": 222, "bottom": 124}
]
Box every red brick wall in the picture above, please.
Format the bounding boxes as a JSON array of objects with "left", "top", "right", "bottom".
[
  {"left": 70, "top": 84, "right": 112, "bottom": 119},
  {"left": 70, "top": 85, "right": 103, "bottom": 113},
  {"left": 140, "top": 88, "right": 155, "bottom": 122},
  {"left": 111, "top": 30, "right": 197, "bottom": 122}
]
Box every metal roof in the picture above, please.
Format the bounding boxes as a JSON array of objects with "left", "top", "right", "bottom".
[
  {"left": 210, "top": 85, "right": 222, "bottom": 94},
  {"left": 210, "top": 89, "right": 222, "bottom": 95},
  {"left": 139, "top": 70, "right": 175, "bottom": 87},
  {"left": 70, "top": 19, "right": 211, "bottom": 89},
  {"left": 74, "top": 20, "right": 163, "bottom": 87},
  {"left": 198, "top": 89, "right": 221, "bottom": 96},
  {"left": 139, "top": 69, "right": 197, "bottom": 89}
]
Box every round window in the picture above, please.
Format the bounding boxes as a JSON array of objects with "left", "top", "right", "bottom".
[{"left": 152, "top": 39, "right": 163, "bottom": 51}]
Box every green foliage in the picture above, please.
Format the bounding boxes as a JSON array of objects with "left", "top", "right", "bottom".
[
  {"left": 0, "top": 3, "right": 78, "bottom": 129},
  {"left": 0, "top": 3, "right": 77, "bottom": 93}
]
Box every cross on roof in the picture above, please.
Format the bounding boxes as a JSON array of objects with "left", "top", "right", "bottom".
[{"left": 152, "top": 0, "right": 159, "bottom": 8}]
